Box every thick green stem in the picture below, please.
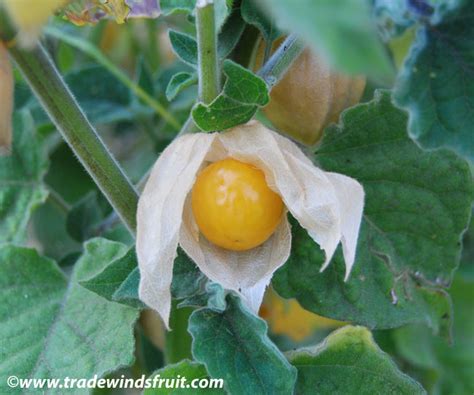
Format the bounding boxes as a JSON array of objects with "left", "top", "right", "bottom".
[
  {"left": 257, "top": 34, "right": 305, "bottom": 89},
  {"left": 196, "top": 0, "right": 220, "bottom": 104},
  {"left": 8, "top": 44, "right": 139, "bottom": 234}
]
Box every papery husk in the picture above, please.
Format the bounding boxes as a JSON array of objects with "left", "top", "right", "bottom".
[
  {"left": 137, "top": 132, "right": 215, "bottom": 329},
  {"left": 255, "top": 37, "right": 366, "bottom": 146},
  {"left": 137, "top": 121, "right": 364, "bottom": 328},
  {"left": 0, "top": 43, "right": 13, "bottom": 155}
]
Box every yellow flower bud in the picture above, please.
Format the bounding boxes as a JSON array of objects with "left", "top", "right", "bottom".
[{"left": 1, "top": 0, "right": 69, "bottom": 48}]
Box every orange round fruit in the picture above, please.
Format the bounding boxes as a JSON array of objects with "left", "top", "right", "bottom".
[{"left": 191, "top": 158, "right": 284, "bottom": 251}]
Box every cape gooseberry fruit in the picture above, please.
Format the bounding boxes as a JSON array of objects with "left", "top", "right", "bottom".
[
  {"left": 255, "top": 37, "right": 366, "bottom": 146},
  {"left": 191, "top": 158, "right": 284, "bottom": 251}
]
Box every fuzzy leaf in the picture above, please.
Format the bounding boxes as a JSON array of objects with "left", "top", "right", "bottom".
[
  {"left": 168, "top": 11, "right": 245, "bottom": 70},
  {"left": 66, "top": 191, "right": 108, "bottom": 242},
  {"left": 217, "top": 9, "right": 246, "bottom": 59},
  {"left": 112, "top": 266, "right": 143, "bottom": 307},
  {"left": 394, "top": 0, "right": 474, "bottom": 161},
  {"left": 144, "top": 360, "right": 225, "bottom": 394},
  {"left": 31, "top": 65, "right": 135, "bottom": 126},
  {"left": 241, "top": 0, "right": 280, "bottom": 43},
  {"left": 262, "top": 0, "right": 394, "bottom": 81},
  {"left": 0, "top": 112, "right": 48, "bottom": 244},
  {"left": 80, "top": 246, "right": 139, "bottom": 305},
  {"left": 169, "top": 30, "right": 198, "bottom": 67},
  {"left": 192, "top": 60, "right": 269, "bottom": 131},
  {"left": 161, "top": 0, "right": 231, "bottom": 29},
  {"left": 274, "top": 90, "right": 474, "bottom": 333},
  {"left": 392, "top": 275, "right": 474, "bottom": 394},
  {"left": 461, "top": 214, "right": 474, "bottom": 277},
  {"left": 289, "top": 326, "right": 426, "bottom": 394},
  {"left": 166, "top": 72, "right": 198, "bottom": 101},
  {"left": 81, "top": 246, "right": 204, "bottom": 308},
  {"left": 189, "top": 294, "right": 297, "bottom": 394},
  {"left": 160, "top": 0, "right": 195, "bottom": 15},
  {"left": 0, "top": 240, "right": 139, "bottom": 394}
]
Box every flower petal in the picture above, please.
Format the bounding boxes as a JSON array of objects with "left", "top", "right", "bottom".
[
  {"left": 324, "top": 172, "right": 365, "bottom": 280},
  {"left": 179, "top": 196, "right": 291, "bottom": 312},
  {"left": 137, "top": 133, "right": 215, "bottom": 328},
  {"left": 217, "top": 121, "right": 342, "bottom": 268}
]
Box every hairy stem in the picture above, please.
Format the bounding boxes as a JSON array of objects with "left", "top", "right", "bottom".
[
  {"left": 9, "top": 44, "right": 139, "bottom": 234},
  {"left": 196, "top": 0, "right": 220, "bottom": 104},
  {"left": 257, "top": 34, "right": 305, "bottom": 89}
]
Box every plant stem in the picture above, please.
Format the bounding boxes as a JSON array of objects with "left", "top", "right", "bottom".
[
  {"left": 196, "top": 0, "right": 220, "bottom": 104},
  {"left": 8, "top": 43, "right": 139, "bottom": 235},
  {"left": 257, "top": 34, "right": 305, "bottom": 89},
  {"left": 45, "top": 26, "right": 182, "bottom": 131}
]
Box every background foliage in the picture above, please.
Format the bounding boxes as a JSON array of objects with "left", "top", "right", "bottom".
[{"left": 0, "top": 0, "right": 473, "bottom": 394}]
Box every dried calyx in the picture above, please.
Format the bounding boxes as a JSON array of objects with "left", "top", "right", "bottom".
[
  {"left": 255, "top": 37, "right": 366, "bottom": 146},
  {"left": 136, "top": 121, "right": 365, "bottom": 328}
]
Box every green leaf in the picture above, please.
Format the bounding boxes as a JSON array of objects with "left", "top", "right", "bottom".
[
  {"left": 0, "top": 240, "right": 139, "bottom": 393},
  {"left": 262, "top": 0, "right": 394, "bottom": 82},
  {"left": 375, "top": 0, "right": 465, "bottom": 40},
  {"left": 80, "top": 246, "right": 141, "bottom": 306},
  {"left": 394, "top": 0, "right": 474, "bottom": 161},
  {"left": 112, "top": 267, "right": 143, "bottom": 307},
  {"left": 32, "top": 66, "right": 135, "bottom": 126},
  {"left": 171, "top": 251, "right": 206, "bottom": 300},
  {"left": 0, "top": 111, "right": 48, "bottom": 244},
  {"left": 217, "top": 8, "right": 246, "bottom": 59},
  {"left": 392, "top": 275, "right": 474, "bottom": 394},
  {"left": 161, "top": 0, "right": 195, "bottom": 15},
  {"left": 81, "top": 247, "right": 204, "bottom": 308},
  {"left": 273, "top": 90, "right": 474, "bottom": 332},
  {"left": 166, "top": 72, "right": 198, "bottom": 102},
  {"left": 189, "top": 294, "right": 297, "bottom": 394},
  {"left": 168, "top": 10, "right": 245, "bottom": 70},
  {"left": 460, "top": 213, "right": 474, "bottom": 279},
  {"left": 31, "top": 200, "right": 80, "bottom": 261},
  {"left": 241, "top": 0, "right": 280, "bottom": 42},
  {"left": 289, "top": 326, "right": 426, "bottom": 394},
  {"left": 66, "top": 191, "right": 109, "bottom": 242},
  {"left": 137, "top": 56, "right": 156, "bottom": 97},
  {"left": 192, "top": 60, "right": 269, "bottom": 131},
  {"left": 144, "top": 360, "right": 225, "bottom": 394},
  {"left": 169, "top": 30, "right": 198, "bottom": 67},
  {"left": 45, "top": 143, "right": 97, "bottom": 204},
  {"left": 318, "top": 90, "right": 473, "bottom": 283},
  {"left": 275, "top": 219, "right": 453, "bottom": 333},
  {"left": 161, "top": 0, "right": 232, "bottom": 29}
]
